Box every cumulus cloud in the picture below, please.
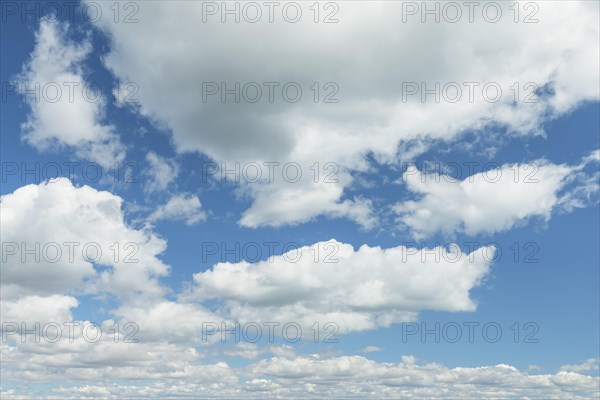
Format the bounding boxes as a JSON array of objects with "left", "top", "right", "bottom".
[
  {"left": 15, "top": 18, "right": 125, "bottom": 167},
  {"left": 237, "top": 174, "right": 377, "bottom": 229},
  {"left": 147, "top": 193, "right": 206, "bottom": 225},
  {"left": 0, "top": 178, "right": 169, "bottom": 299},
  {"left": 0, "top": 181, "right": 212, "bottom": 375},
  {"left": 86, "top": 0, "right": 599, "bottom": 227},
  {"left": 0, "top": 180, "right": 222, "bottom": 367},
  {"left": 393, "top": 152, "right": 600, "bottom": 239},
  {"left": 190, "top": 240, "right": 494, "bottom": 333}
]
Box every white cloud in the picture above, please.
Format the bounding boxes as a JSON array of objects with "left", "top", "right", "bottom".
[
  {"left": 0, "top": 182, "right": 221, "bottom": 388},
  {"left": 190, "top": 240, "right": 494, "bottom": 333},
  {"left": 0, "top": 178, "right": 169, "bottom": 299},
  {"left": 147, "top": 193, "right": 206, "bottom": 225},
  {"left": 268, "top": 345, "right": 297, "bottom": 360},
  {"left": 557, "top": 151, "right": 600, "bottom": 213},
  {"left": 225, "top": 343, "right": 263, "bottom": 360},
  {"left": 16, "top": 18, "right": 124, "bottom": 167},
  {"left": 237, "top": 174, "right": 377, "bottom": 229},
  {"left": 243, "top": 355, "right": 600, "bottom": 399},
  {"left": 143, "top": 151, "right": 179, "bottom": 193},
  {"left": 112, "top": 300, "right": 222, "bottom": 345},
  {"left": 559, "top": 358, "right": 600, "bottom": 373},
  {"left": 87, "top": 0, "right": 599, "bottom": 227},
  {"left": 0, "top": 295, "right": 78, "bottom": 327},
  {"left": 5, "top": 354, "right": 596, "bottom": 399},
  {"left": 393, "top": 153, "right": 599, "bottom": 239},
  {"left": 0, "top": 338, "right": 237, "bottom": 385},
  {"left": 360, "top": 346, "right": 383, "bottom": 353}
]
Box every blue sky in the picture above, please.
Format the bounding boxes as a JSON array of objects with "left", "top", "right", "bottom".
[{"left": 1, "top": 1, "right": 599, "bottom": 398}]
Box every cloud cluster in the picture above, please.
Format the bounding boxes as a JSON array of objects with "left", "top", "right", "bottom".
[
  {"left": 0, "top": 173, "right": 596, "bottom": 399},
  {"left": 86, "top": 0, "right": 599, "bottom": 227},
  {"left": 2, "top": 351, "right": 597, "bottom": 399},
  {"left": 4, "top": 5, "right": 599, "bottom": 397}
]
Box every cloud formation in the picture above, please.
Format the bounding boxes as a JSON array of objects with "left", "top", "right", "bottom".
[
  {"left": 87, "top": 1, "right": 599, "bottom": 227},
  {"left": 0, "top": 178, "right": 169, "bottom": 300},
  {"left": 191, "top": 240, "right": 495, "bottom": 333},
  {"left": 393, "top": 152, "right": 600, "bottom": 238},
  {"left": 16, "top": 18, "right": 125, "bottom": 167}
]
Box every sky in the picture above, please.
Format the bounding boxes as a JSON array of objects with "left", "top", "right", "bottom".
[{"left": 0, "top": 1, "right": 599, "bottom": 398}]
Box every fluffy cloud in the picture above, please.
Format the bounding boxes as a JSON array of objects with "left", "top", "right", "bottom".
[
  {"left": 15, "top": 18, "right": 124, "bottom": 167},
  {"left": 237, "top": 173, "right": 376, "bottom": 229},
  {"left": 87, "top": 0, "right": 599, "bottom": 227},
  {"left": 112, "top": 300, "right": 222, "bottom": 344},
  {"left": 0, "top": 180, "right": 221, "bottom": 374},
  {"left": 0, "top": 295, "right": 78, "bottom": 328},
  {"left": 393, "top": 152, "right": 600, "bottom": 238},
  {"left": 0, "top": 338, "right": 237, "bottom": 386},
  {"left": 190, "top": 240, "right": 494, "bottom": 333},
  {"left": 0, "top": 178, "right": 169, "bottom": 299},
  {"left": 147, "top": 193, "right": 206, "bottom": 225}
]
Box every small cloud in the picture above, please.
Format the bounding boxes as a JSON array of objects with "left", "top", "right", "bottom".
[
  {"left": 360, "top": 346, "right": 383, "bottom": 353},
  {"left": 148, "top": 193, "right": 206, "bottom": 226},
  {"left": 143, "top": 151, "right": 179, "bottom": 193},
  {"left": 559, "top": 358, "right": 599, "bottom": 373},
  {"left": 401, "top": 355, "right": 417, "bottom": 365}
]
